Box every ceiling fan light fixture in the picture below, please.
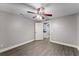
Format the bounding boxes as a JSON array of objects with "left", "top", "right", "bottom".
[
  {"left": 27, "top": 6, "right": 52, "bottom": 21},
  {"left": 36, "top": 15, "right": 42, "bottom": 20}
]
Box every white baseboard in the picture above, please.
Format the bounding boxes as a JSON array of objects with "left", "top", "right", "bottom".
[
  {"left": 0, "top": 39, "right": 34, "bottom": 53},
  {"left": 50, "top": 40, "right": 79, "bottom": 49}
]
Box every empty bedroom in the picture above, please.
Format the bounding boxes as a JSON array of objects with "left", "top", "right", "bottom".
[{"left": 0, "top": 3, "right": 79, "bottom": 56}]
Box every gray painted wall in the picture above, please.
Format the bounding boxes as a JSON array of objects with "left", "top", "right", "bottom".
[
  {"left": 77, "top": 13, "right": 79, "bottom": 46},
  {"left": 50, "top": 14, "right": 77, "bottom": 46},
  {"left": 0, "top": 11, "right": 34, "bottom": 50}
]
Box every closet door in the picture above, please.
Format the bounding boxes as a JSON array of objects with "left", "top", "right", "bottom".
[{"left": 35, "top": 23, "right": 43, "bottom": 40}]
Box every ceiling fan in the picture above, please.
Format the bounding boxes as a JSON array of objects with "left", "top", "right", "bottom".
[{"left": 27, "top": 7, "right": 52, "bottom": 20}]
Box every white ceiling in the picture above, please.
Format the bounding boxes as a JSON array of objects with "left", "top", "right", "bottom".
[{"left": 0, "top": 3, "right": 79, "bottom": 20}]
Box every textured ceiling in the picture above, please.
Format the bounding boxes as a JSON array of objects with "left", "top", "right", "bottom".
[{"left": 0, "top": 3, "right": 79, "bottom": 20}]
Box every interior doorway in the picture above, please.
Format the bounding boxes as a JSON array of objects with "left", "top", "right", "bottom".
[
  {"left": 43, "top": 21, "right": 50, "bottom": 41},
  {"left": 35, "top": 21, "right": 50, "bottom": 41}
]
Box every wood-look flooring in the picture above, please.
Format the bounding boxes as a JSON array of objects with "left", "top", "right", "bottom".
[{"left": 0, "top": 39, "right": 79, "bottom": 56}]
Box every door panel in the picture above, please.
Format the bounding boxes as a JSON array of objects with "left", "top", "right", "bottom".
[{"left": 35, "top": 23, "right": 43, "bottom": 40}]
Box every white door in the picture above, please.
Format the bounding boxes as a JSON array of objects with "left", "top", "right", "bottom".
[{"left": 35, "top": 23, "right": 43, "bottom": 40}]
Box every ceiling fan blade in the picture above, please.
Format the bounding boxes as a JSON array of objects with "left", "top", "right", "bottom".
[
  {"left": 43, "top": 14, "right": 52, "bottom": 16},
  {"left": 27, "top": 11, "right": 35, "bottom": 14}
]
